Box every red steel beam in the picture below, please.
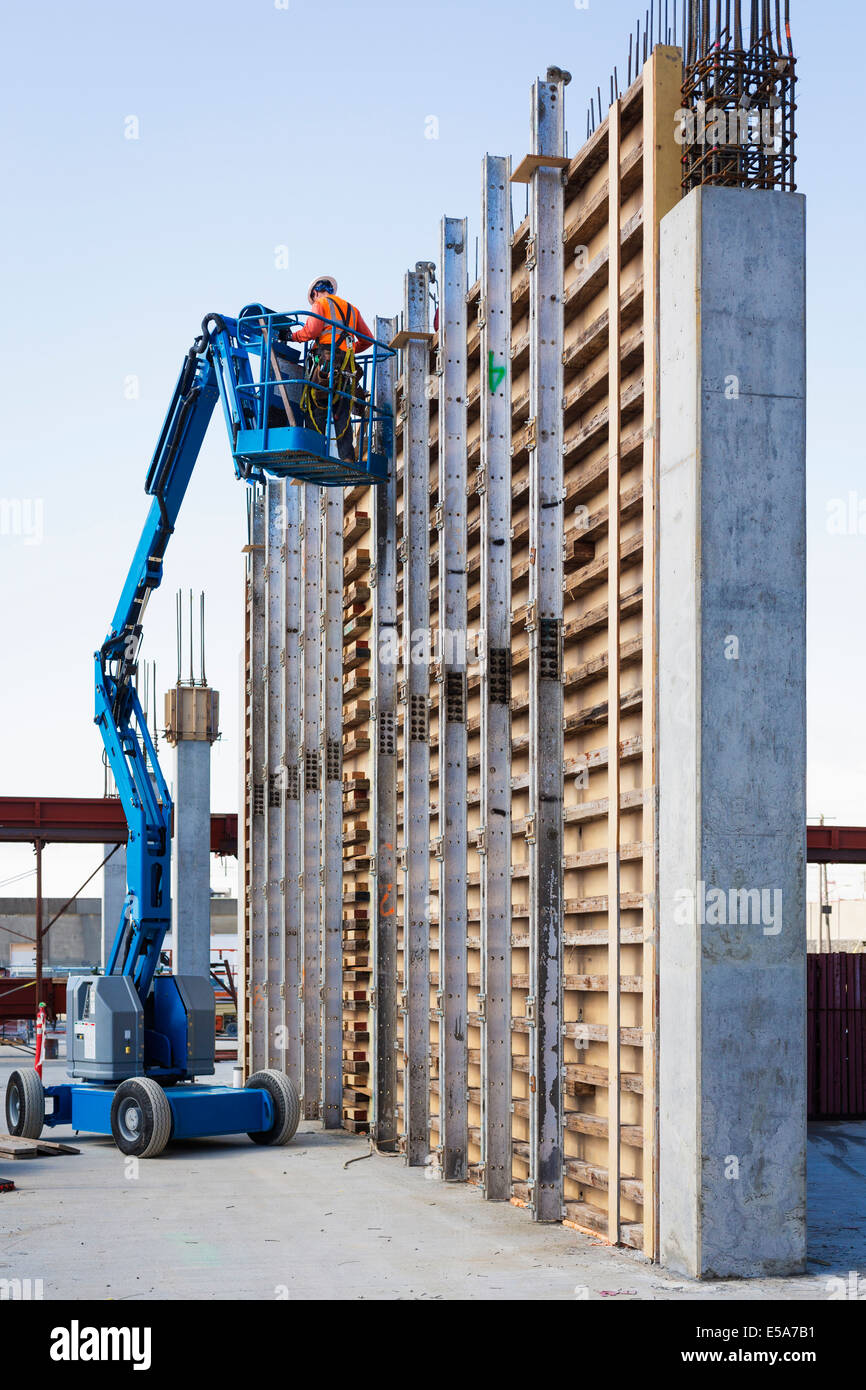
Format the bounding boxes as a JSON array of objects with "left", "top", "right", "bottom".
[
  {"left": 0, "top": 798, "right": 237, "bottom": 856},
  {"left": 209, "top": 813, "right": 238, "bottom": 858},
  {"left": 0, "top": 977, "right": 66, "bottom": 1022},
  {"left": 807, "top": 825, "right": 866, "bottom": 865},
  {"left": 2, "top": 799, "right": 857, "bottom": 866}
]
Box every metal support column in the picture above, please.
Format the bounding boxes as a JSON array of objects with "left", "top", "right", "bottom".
[
  {"left": 264, "top": 481, "right": 284, "bottom": 1068},
  {"left": 371, "top": 313, "right": 399, "bottom": 1150},
  {"left": 247, "top": 488, "right": 267, "bottom": 1074},
  {"left": 322, "top": 487, "right": 344, "bottom": 1127},
  {"left": 527, "top": 75, "right": 565, "bottom": 1222},
  {"left": 403, "top": 265, "right": 433, "bottom": 1165},
  {"left": 239, "top": 578, "right": 249, "bottom": 1076},
  {"left": 438, "top": 216, "right": 469, "bottom": 1181},
  {"left": 281, "top": 481, "right": 303, "bottom": 1081},
  {"left": 301, "top": 483, "right": 322, "bottom": 1118},
  {"left": 479, "top": 154, "right": 513, "bottom": 1200}
]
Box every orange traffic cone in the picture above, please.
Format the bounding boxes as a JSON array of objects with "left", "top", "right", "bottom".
[{"left": 34, "top": 1002, "right": 46, "bottom": 1080}]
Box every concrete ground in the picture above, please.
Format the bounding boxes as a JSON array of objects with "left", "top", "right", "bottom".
[{"left": 1, "top": 1051, "right": 863, "bottom": 1301}]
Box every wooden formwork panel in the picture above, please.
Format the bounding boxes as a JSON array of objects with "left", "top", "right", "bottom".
[
  {"left": 341, "top": 477, "right": 374, "bottom": 1133},
  {"left": 243, "top": 45, "right": 683, "bottom": 1255},
  {"left": 396, "top": 49, "right": 679, "bottom": 1249}
]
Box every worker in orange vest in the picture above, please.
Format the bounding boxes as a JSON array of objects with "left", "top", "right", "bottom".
[{"left": 290, "top": 276, "right": 374, "bottom": 462}]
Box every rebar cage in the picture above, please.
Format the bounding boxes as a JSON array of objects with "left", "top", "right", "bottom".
[
  {"left": 211, "top": 304, "right": 396, "bottom": 487},
  {"left": 680, "top": 0, "right": 797, "bottom": 193}
]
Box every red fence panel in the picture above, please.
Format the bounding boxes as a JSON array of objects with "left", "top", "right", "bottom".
[{"left": 808, "top": 953, "right": 866, "bottom": 1120}]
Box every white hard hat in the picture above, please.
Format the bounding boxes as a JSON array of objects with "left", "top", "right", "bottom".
[{"left": 307, "top": 275, "right": 338, "bottom": 301}]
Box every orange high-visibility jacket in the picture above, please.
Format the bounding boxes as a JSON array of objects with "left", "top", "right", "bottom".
[{"left": 291, "top": 294, "right": 373, "bottom": 353}]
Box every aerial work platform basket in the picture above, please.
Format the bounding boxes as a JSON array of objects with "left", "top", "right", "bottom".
[{"left": 208, "top": 304, "right": 395, "bottom": 487}]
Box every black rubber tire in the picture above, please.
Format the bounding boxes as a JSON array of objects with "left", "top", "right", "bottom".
[
  {"left": 246, "top": 1069, "right": 301, "bottom": 1146},
  {"left": 110, "top": 1078, "right": 172, "bottom": 1158},
  {"left": 5, "top": 1068, "right": 45, "bottom": 1140}
]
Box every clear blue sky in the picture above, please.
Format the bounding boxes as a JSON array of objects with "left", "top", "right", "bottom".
[{"left": 0, "top": 0, "right": 863, "bottom": 897}]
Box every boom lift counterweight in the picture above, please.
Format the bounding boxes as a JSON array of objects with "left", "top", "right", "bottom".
[{"left": 5, "top": 306, "right": 394, "bottom": 1156}]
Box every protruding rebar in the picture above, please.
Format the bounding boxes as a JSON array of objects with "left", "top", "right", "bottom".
[
  {"left": 200, "top": 591, "right": 206, "bottom": 687},
  {"left": 680, "top": 0, "right": 797, "bottom": 194},
  {"left": 176, "top": 590, "right": 182, "bottom": 685}
]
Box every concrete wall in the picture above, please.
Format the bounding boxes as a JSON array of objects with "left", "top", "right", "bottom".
[
  {"left": 171, "top": 738, "right": 213, "bottom": 980},
  {"left": 1, "top": 897, "right": 238, "bottom": 973},
  {"left": 101, "top": 842, "right": 127, "bottom": 966},
  {"left": 0, "top": 898, "right": 101, "bottom": 971},
  {"left": 658, "top": 186, "right": 807, "bottom": 1278}
]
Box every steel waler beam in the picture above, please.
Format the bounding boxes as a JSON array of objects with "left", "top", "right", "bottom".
[
  {"left": 301, "top": 483, "right": 322, "bottom": 1118},
  {"left": 371, "top": 314, "right": 399, "bottom": 1150},
  {"left": 281, "top": 481, "right": 303, "bottom": 1081},
  {"left": 322, "top": 486, "right": 344, "bottom": 1127},
  {"left": 437, "top": 216, "right": 469, "bottom": 1180},
  {"left": 479, "top": 153, "right": 513, "bottom": 1201},
  {"left": 265, "top": 482, "right": 285, "bottom": 1067},
  {"left": 527, "top": 75, "right": 565, "bottom": 1222},
  {"left": 403, "top": 265, "right": 433, "bottom": 1165},
  {"left": 248, "top": 488, "right": 267, "bottom": 1072}
]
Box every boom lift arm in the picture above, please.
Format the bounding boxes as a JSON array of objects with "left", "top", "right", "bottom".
[
  {"left": 4, "top": 304, "right": 393, "bottom": 1155},
  {"left": 95, "top": 308, "right": 393, "bottom": 1027},
  {"left": 97, "top": 331, "right": 220, "bottom": 1005}
]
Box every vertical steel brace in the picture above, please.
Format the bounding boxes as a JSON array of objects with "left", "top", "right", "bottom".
[
  {"left": 372, "top": 314, "right": 399, "bottom": 1150},
  {"left": 264, "top": 482, "right": 285, "bottom": 1068},
  {"left": 281, "top": 481, "right": 303, "bottom": 1081},
  {"left": 301, "top": 483, "right": 322, "bottom": 1118},
  {"left": 480, "top": 155, "right": 513, "bottom": 1201},
  {"left": 438, "top": 217, "right": 469, "bottom": 1181},
  {"left": 322, "top": 487, "right": 344, "bottom": 1127},
  {"left": 238, "top": 570, "right": 247, "bottom": 1076},
  {"left": 527, "top": 76, "right": 565, "bottom": 1222},
  {"left": 248, "top": 487, "right": 267, "bottom": 1073},
  {"left": 403, "top": 266, "right": 432, "bottom": 1166}
]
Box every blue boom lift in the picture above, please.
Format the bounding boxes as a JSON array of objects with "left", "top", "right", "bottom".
[{"left": 4, "top": 305, "right": 394, "bottom": 1156}]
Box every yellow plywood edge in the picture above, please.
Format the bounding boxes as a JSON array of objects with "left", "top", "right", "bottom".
[
  {"left": 638, "top": 44, "right": 685, "bottom": 1263},
  {"left": 511, "top": 153, "right": 572, "bottom": 183}
]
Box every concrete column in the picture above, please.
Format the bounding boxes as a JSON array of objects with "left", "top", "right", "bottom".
[
  {"left": 101, "top": 842, "right": 127, "bottom": 967},
  {"left": 658, "top": 186, "right": 807, "bottom": 1278},
  {"left": 165, "top": 685, "right": 219, "bottom": 981}
]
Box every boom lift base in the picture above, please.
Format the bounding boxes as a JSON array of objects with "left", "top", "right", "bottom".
[{"left": 1, "top": 305, "right": 394, "bottom": 1158}]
